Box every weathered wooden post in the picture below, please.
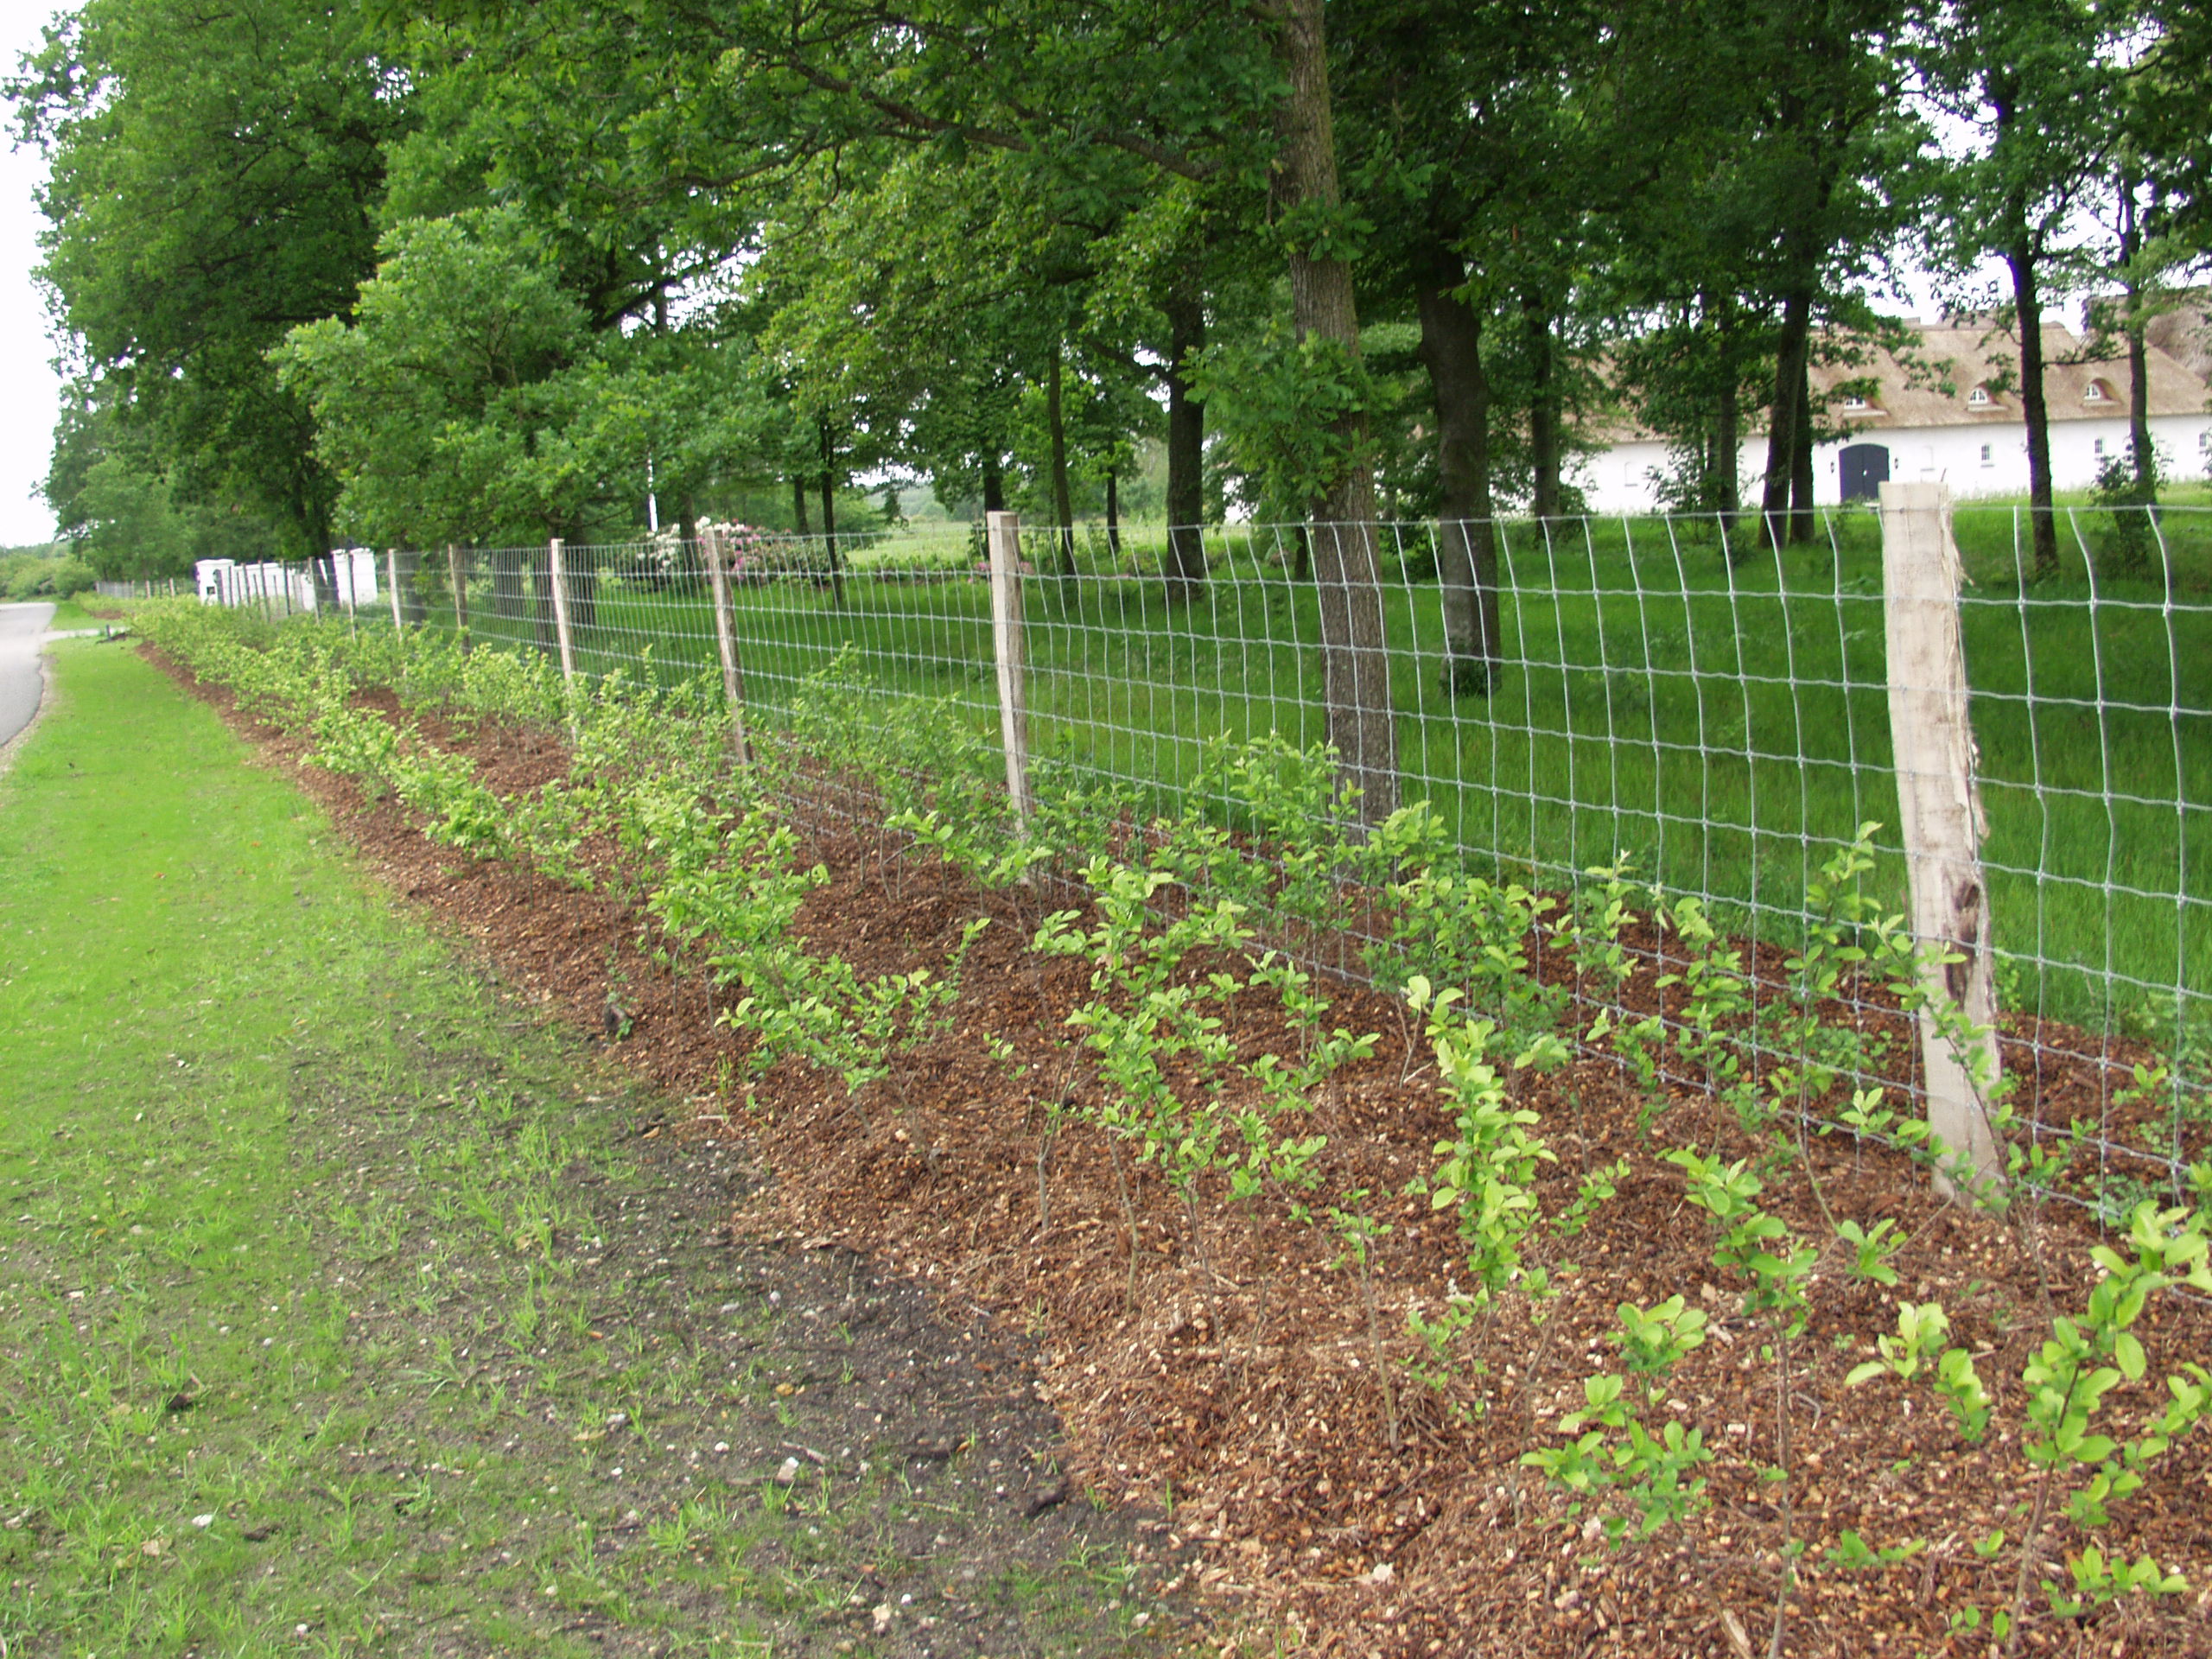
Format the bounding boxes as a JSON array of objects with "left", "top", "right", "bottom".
[
  {"left": 446, "top": 544, "right": 471, "bottom": 652},
  {"left": 1879, "top": 480, "right": 2004, "bottom": 1196},
  {"left": 387, "top": 550, "right": 405, "bottom": 632},
  {"left": 547, "top": 537, "right": 577, "bottom": 689},
  {"left": 701, "top": 525, "right": 750, "bottom": 763},
  {"left": 986, "top": 511, "right": 1033, "bottom": 831}
]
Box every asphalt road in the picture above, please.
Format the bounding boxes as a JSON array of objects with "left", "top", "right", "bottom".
[{"left": 0, "top": 601, "right": 57, "bottom": 752}]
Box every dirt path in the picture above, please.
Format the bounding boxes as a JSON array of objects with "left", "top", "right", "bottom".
[{"left": 270, "top": 1011, "right": 1203, "bottom": 1657}]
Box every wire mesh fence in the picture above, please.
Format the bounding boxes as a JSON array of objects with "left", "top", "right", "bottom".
[
  {"left": 93, "top": 578, "right": 187, "bottom": 600},
  {"left": 182, "top": 500, "right": 2212, "bottom": 1216}
]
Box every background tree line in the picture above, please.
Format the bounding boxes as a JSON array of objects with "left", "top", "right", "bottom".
[{"left": 13, "top": 0, "right": 2211, "bottom": 677}]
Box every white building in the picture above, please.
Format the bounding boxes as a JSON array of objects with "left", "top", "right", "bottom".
[{"left": 1578, "top": 321, "right": 2212, "bottom": 516}]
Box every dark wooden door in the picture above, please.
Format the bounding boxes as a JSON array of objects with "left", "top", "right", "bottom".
[{"left": 1840, "top": 442, "right": 1891, "bottom": 503}]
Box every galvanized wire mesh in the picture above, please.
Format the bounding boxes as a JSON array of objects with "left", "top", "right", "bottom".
[
  {"left": 196, "top": 505, "right": 2212, "bottom": 1214},
  {"left": 92, "top": 578, "right": 188, "bottom": 600}
]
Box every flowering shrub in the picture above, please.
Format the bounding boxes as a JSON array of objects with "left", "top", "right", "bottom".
[{"left": 621, "top": 521, "right": 785, "bottom": 589}]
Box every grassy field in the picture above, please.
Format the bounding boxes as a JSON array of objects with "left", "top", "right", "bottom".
[
  {"left": 0, "top": 642, "right": 1166, "bottom": 1657},
  {"left": 43, "top": 598, "right": 104, "bottom": 631},
  {"left": 393, "top": 506, "right": 2209, "bottom": 1036}
]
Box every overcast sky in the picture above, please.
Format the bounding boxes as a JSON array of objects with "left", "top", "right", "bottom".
[{"left": 2, "top": 0, "right": 61, "bottom": 548}]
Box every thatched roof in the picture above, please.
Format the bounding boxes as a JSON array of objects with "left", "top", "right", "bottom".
[
  {"left": 1817, "top": 319, "right": 2209, "bottom": 430},
  {"left": 2144, "top": 291, "right": 2212, "bottom": 384},
  {"left": 1591, "top": 317, "right": 2210, "bottom": 445}
]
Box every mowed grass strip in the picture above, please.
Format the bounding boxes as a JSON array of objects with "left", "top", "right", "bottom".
[{"left": 0, "top": 644, "right": 1165, "bottom": 1658}]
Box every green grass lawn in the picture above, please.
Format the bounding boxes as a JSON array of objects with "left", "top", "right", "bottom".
[
  {"left": 395, "top": 505, "right": 2208, "bottom": 1035},
  {"left": 33, "top": 597, "right": 101, "bottom": 630},
  {"left": 0, "top": 643, "right": 1166, "bottom": 1657}
]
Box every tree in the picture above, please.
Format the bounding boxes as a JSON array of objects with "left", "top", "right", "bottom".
[
  {"left": 1332, "top": 0, "right": 1611, "bottom": 696},
  {"left": 1083, "top": 177, "right": 1233, "bottom": 598},
  {"left": 1922, "top": 0, "right": 2119, "bottom": 579},
  {"left": 13, "top": 0, "right": 410, "bottom": 577},
  {"left": 389, "top": 0, "right": 1399, "bottom": 804},
  {"left": 2135, "top": 0, "right": 2212, "bottom": 254},
  {"left": 1708, "top": 0, "right": 1922, "bottom": 554},
  {"left": 2087, "top": 157, "right": 2185, "bottom": 507},
  {"left": 276, "top": 212, "right": 599, "bottom": 547},
  {"left": 1258, "top": 0, "right": 1395, "bottom": 813},
  {"left": 46, "top": 380, "right": 287, "bottom": 579},
  {"left": 2084, "top": 18, "right": 2208, "bottom": 510}
]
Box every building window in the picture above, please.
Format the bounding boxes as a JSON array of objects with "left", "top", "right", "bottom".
[
  {"left": 1967, "top": 385, "right": 1993, "bottom": 409},
  {"left": 1841, "top": 393, "right": 1869, "bottom": 410},
  {"left": 1980, "top": 443, "right": 1993, "bottom": 465},
  {"left": 2094, "top": 437, "right": 2107, "bottom": 456},
  {"left": 2084, "top": 378, "right": 2115, "bottom": 404}
]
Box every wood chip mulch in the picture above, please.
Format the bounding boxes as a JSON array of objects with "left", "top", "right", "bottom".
[{"left": 146, "top": 644, "right": 2212, "bottom": 1657}]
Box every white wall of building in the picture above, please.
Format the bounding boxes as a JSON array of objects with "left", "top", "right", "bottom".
[{"left": 1576, "top": 413, "right": 2212, "bottom": 517}]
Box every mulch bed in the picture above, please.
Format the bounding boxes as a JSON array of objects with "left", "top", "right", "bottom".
[{"left": 146, "top": 643, "right": 2212, "bottom": 1657}]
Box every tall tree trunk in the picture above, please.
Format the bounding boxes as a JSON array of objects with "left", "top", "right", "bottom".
[
  {"left": 2118, "top": 177, "right": 2158, "bottom": 501},
  {"left": 1046, "top": 344, "right": 1077, "bottom": 575},
  {"left": 982, "top": 455, "right": 1006, "bottom": 514},
  {"left": 1789, "top": 359, "right": 1816, "bottom": 543},
  {"left": 1715, "top": 302, "right": 1741, "bottom": 534},
  {"left": 1164, "top": 291, "right": 1207, "bottom": 603},
  {"left": 2005, "top": 237, "right": 2059, "bottom": 580},
  {"left": 1757, "top": 286, "right": 1813, "bottom": 556},
  {"left": 1275, "top": 0, "right": 1395, "bottom": 820},
  {"left": 791, "top": 475, "right": 810, "bottom": 536},
  {"left": 818, "top": 423, "right": 846, "bottom": 606},
  {"left": 2127, "top": 323, "right": 2153, "bottom": 493},
  {"left": 1106, "top": 466, "right": 1122, "bottom": 557},
  {"left": 1525, "top": 292, "right": 1560, "bottom": 520},
  {"left": 1987, "top": 79, "right": 2059, "bottom": 580},
  {"left": 1415, "top": 261, "right": 1502, "bottom": 698}
]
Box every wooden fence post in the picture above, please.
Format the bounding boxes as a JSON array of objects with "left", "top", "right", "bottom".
[
  {"left": 547, "top": 537, "right": 577, "bottom": 688},
  {"left": 387, "top": 550, "right": 405, "bottom": 633},
  {"left": 1879, "top": 480, "right": 2004, "bottom": 1197},
  {"left": 986, "top": 511, "right": 1033, "bottom": 831},
  {"left": 701, "top": 526, "right": 750, "bottom": 763},
  {"left": 446, "top": 544, "right": 470, "bottom": 652}
]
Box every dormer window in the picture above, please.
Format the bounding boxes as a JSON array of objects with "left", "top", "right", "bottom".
[
  {"left": 1841, "top": 393, "right": 1870, "bottom": 410},
  {"left": 2084, "top": 378, "right": 2116, "bottom": 404},
  {"left": 1967, "top": 385, "right": 1994, "bottom": 409}
]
